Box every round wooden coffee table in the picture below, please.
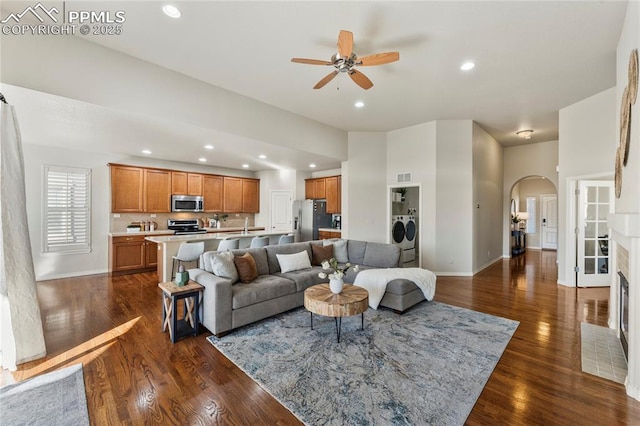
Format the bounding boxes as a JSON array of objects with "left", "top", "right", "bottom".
[{"left": 304, "top": 283, "right": 369, "bottom": 342}]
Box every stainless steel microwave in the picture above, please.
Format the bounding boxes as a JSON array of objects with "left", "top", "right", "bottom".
[{"left": 171, "top": 195, "right": 204, "bottom": 212}]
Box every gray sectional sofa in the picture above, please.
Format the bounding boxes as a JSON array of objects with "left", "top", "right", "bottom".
[{"left": 188, "top": 239, "right": 427, "bottom": 336}]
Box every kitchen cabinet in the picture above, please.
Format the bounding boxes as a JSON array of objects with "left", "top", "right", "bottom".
[
  {"left": 242, "top": 178, "right": 260, "bottom": 213},
  {"left": 172, "top": 172, "right": 203, "bottom": 196},
  {"left": 223, "top": 177, "right": 243, "bottom": 212},
  {"left": 318, "top": 230, "right": 342, "bottom": 240},
  {"left": 109, "top": 235, "right": 162, "bottom": 275},
  {"left": 326, "top": 176, "right": 339, "bottom": 213},
  {"left": 305, "top": 178, "right": 326, "bottom": 200},
  {"left": 144, "top": 169, "right": 171, "bottom": 212},
  {"left": 110, "top": 165, "right": 144, "bottom": 212},
  {"left": 203, "top": 175, "right": 223, "bottom": 212}
]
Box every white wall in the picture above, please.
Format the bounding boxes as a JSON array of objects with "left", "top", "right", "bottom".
[
  {"left": 387, "top": 122, "right": 437, "bottom": 270},
  {"left": 345, "top": 132, "right": 388, "bottom": 243},
  {"left": 472, "top": 123, "right": 504, "bottom": 272},
  {"left": 435, "top": 121, "right": 474, "bottom": 274},
  {"left": 558, "top": 88, "right": 616, "bottom": 286},
  {"left": 503, "top": 140, "right": 559, "bottom": 255},
  {"left": 1, "top": 32, "right": 347, "bottom": 160}
]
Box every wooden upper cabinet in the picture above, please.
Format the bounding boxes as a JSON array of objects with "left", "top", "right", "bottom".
[
  {"left": 172, "top": 172, "right": 202, "bottom": 196},
  {"left": 144, "top": 169, "right": 171, "bottom": 212},
  {"left": 223, "top": 177, "right": 243, "bottom": 212},
  {"left": 242, "top": 178, "right": 260, "bottom": 213},
  {"left": 325, "top": 176, "right": 339, "bottom": 214},
  {"left": 203, "top": 175, "right": 223, "bottom": 212},
  {"left": 110, "top": 165, "right": 144, "bottom": 212},
  {"left": 314, "top": 179, "right": 326, "bottom": 199},
  {"left": 338, "top": 176, "right": 342, "bottom": 213},
  {"left": 171, "top": 171, "right": 187, "bottom": 194},
  {"left": 305, "top": 179, "right": 315, "bottom": 200},
  {"left": 187, "top": 173, "right": 203, "bottom": 196}
]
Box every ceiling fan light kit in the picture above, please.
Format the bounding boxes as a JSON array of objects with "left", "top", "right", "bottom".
[{"left": 291, "top": 30, "right": 400, "bottom": 90}]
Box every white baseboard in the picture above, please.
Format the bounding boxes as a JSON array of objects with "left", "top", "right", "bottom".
[
  {"left": 36, "top": 268, "right": 108, "bottom": 281},
  {"left": 473, "top": 256, "right": 504, "bottom": 275},
  {"left": 433, "top": 271, "right": 474, "bottom": 277}
]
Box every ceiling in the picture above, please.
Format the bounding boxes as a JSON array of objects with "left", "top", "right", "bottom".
[{"left": 0, "top": 1, "right": 628, "bottom": 171}]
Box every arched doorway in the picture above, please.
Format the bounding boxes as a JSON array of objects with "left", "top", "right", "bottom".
[{"left": 509, "top": 176, "right": 558, "bottom": 255}]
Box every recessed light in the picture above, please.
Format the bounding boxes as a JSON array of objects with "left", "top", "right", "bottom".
[
  {"left": 142, "top": 149, "right": 152, "bottom": 154},
  {"left": 460, "top": 61, "right": 475, "bottom": 71},
  {"left": 242, "top": 164, "right": 250, "bottom": 168},
  {"left": 198, "top": 157, "right": 207, "bottom": 162},
  {"left": 162, "top": 5, "right": 181, "bottom": 18},
  {"left": 354, "top": 101, "right": 365, "bottom": 108},
  {"left": 309, "top": 163, "right": 316, "bottom": 168},
  {"left": 516, "top": 129, "right": 534, "bottom": 139},
  {"left": 204, "top": 145, "right": 214, "bottom": 150},
  {"left": 258, "top": 154, "right": 267, "bottom": 159}
]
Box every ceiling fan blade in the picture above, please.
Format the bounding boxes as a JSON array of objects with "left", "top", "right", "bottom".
[
  {"left": 313, "top": 71, "right": 339, "bottom": 89},
  {"left": 349, "top": 69, "right": 373, "bottom": 90},
  {"left": 358, "top": 52, "right": 400, "bottom": 66},
  {"left": 337, "top": 30, "right": 354, "bottom": 58},
  {"left": 291, "top": 58, "right": 333, "bottom": 66}
]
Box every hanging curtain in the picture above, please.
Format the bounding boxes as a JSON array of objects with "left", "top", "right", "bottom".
[{"left": 0, "top": 92, "right": 46, "bottom": 370}]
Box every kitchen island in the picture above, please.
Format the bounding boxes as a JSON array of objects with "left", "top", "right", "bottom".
[{"left": 146, "top": 230, "right": 292, "bottom": 282}]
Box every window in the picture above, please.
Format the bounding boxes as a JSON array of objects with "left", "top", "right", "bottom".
[
  {"left": 43, "top": 166, "right": 91, "bottom": 253},
  {"left": 526, "top": 197, "right": 536, "bottom": 234}
]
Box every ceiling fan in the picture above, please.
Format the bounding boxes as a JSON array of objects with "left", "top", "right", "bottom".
[{"left": 291, "top": 30, "right": 400, "bottom": 90}]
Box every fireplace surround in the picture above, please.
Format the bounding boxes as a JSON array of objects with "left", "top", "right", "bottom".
[{"left": 620, "top": 271, "right": 629, "bottom": 360}]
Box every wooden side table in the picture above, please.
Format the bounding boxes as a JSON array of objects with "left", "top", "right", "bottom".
[
  {"left": 158, "top": 280, "right": 204, "bottom": 343},
  {"left": 304, "top": 283, "right": 369, "bottom": 342}
]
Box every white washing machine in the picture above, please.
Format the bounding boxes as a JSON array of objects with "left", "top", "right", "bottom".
[
  {"left": 391, "top": 215, "right": 406, "bottom": 248},
  {"left": 392, "top": 216, "right": 416, "bottom": 264}
]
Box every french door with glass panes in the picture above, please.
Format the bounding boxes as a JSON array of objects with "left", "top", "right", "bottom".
[{"left": 576, "top": 181, "right": 614, "bottom": 287}]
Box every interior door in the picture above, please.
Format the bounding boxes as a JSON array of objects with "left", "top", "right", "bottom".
[
  {"left": 541, "top": 195, "right": 558, "bottom": 249},
  {"left": 576, "top": 181, "right": 614, "bottom": 287},
  {"left": 270, "top": 190, "right": 292, "bottom": 232}
]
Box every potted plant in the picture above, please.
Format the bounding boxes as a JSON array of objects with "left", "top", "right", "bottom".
[{"left": 398, "top": 187, "right": 408, "bottom": 202}]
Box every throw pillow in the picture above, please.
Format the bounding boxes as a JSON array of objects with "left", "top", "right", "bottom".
[
  {"left": 233, "top": 253, "right": 258, "bottom": 283},
  {"left": 276, "top": 251, "right": 312, "bottom": 273},
  {"left": 325, "top": 239, "right": 348, "bottom": 263},
  {"left": 210, "top": 251, "right": 239, "bottom": 283},
  {"left": 312, "top": 244, "right": 334, "bottom": 266}
]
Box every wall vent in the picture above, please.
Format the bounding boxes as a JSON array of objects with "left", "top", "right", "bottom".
[{"left": 396, "top": 172, "right": 412, "bottom": 183}]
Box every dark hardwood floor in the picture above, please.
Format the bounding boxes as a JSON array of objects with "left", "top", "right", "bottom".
[{"left": 3, "top": 249, "right": 639, "bottom": 424}]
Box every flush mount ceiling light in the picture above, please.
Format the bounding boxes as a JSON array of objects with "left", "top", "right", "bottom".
[
  {"left": 460, "top": 61, "right": 475, "bottom": 71},
  {"left": 242, "top": 164, "right": 250, "bottom": 168},
  {"left": 259, "top": 154, "right": 267, "bottom": 159},
  {"left": 198, "top": 157, "right": 207, "bottom": 162},
  {"left": 354, "top": 101, "right": 365, "bottom": 108},
  {"left": 204, "top": 145, "right": 214, "bottom": 150},
  {"left": 141, "top": 149, "right": 152, "bottom": 154},
  {"left": 162, "top": 5, "right": 181, "bottom": 18},
  {"left": 309, "top": 163, "right": 317, "bottom": 168},
  {"left": 516, "top": 129, "right": 534, "bottom": 139}
]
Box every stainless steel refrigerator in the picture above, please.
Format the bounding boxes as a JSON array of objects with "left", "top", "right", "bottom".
[{"left": 292, "top": 199, "right": 333, "bottom": 241}]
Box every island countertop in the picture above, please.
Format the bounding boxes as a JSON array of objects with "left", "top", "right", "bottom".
[{"left": 147, "top": 229, "right": 292, "bottom": 282}]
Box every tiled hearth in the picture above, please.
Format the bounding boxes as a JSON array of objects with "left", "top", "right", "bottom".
[{"left": 608, "top": 212, "right": 640, "bottom": 401}]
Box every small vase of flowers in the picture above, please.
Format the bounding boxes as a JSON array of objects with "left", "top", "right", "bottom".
[{"left": 318, "top": 258, "right": 358, "bottom": 294}]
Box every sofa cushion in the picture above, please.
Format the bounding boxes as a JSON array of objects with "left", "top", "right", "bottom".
[
  {"left": 265, "top": 242, "right": 312, "bottom": 274},
  {"left": 231, "top": 247, "right": 270, "bottom": 276},
  {"left": 234, "top": 253, "right": 258, "bottom": 283},
  {"left": 208, "top": 251, "right": 239, "bottom": 282},
  {"left": 347, "top": 240, "right": 367, "bottom": 265},
  {"left": 276, "top": 267, "right": 326, "bottom": 292},
  {"left": 363, "top": 242, "right": 401, "bottom": 268},
  {"left": 276, "top": 250, "right": 312, "bottom": 273},
  {"left": 232, "top": 275, "right": 297, "bottom": 309},
  {"left": 324, "top": 239, "right": 348, "bottom": 263},
  {"left": 312, "top": 244, "right": 334, "bottom": 266}
]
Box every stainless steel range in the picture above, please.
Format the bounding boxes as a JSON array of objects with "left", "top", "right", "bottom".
[{"left": 167, "top": 219, "right": 207, "bottom": 235}]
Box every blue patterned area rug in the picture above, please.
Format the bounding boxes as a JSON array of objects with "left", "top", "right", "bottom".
[{"left": 208, "top": 302, "right": 518, "bottom": 425}]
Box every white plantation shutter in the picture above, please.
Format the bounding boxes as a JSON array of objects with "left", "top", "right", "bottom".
[{"left": 43, "top": 166, "right": 91, "bottom": 253}]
